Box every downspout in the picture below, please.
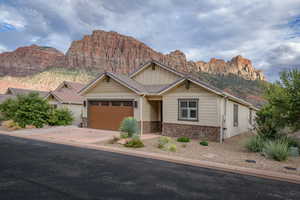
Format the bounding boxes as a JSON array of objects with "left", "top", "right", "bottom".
[{"left": 220, "top": 96, "right": 228, "bottom": 144}]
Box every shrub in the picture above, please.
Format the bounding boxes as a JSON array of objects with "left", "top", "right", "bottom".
[
  {"left": 124, "top": 138, "right": 144, "bottom": 148},
  {"left": 177, "top": 137, "right": 190, "bottom": 143},
  {"left": 282, "top": 136, "right": 300, "bottom": 148},
  {"left": 158, "top": 136, "right": 171, "bottom": 149},
  {"left": 48, "top": 108, "right": 74, "bottom": 126},
  {"left": 2, "top": 120, "right": 21, "bottom": 130},
  {"left": 119, "top": 117, "right": 139, "bottom": 137},
  {"left": 120, "top": 132, "right": 129, "bottom": 139},
  {"left": 0, "top": 93, "right": 51, "bottom": 128},
  {"left": 199, "top": 141, "right": 209, "bottom": 146},
  {"left": 167, "top": 143, "right": 177, "bottom": 152},
  {"left": 245, "top": 135, "right": 265, "bottom": 152},
  {"left": 263, "top": 139, "right": 289, "bottom": 161}
]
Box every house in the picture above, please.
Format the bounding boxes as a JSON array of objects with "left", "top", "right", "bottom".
[
  {"left": 45, "top": 81, "right": 85, "bottom": 126},
  {"left": 0, "top": 94, "right": 15, "bottom": 103},
  {"left": 5, "top": 88, "right": 49, "bottom": 98},
  {"left": 79, "top": 60, "right": 258, "bottom": 141}
]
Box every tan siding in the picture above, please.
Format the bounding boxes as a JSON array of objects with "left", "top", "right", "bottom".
[
  {"left": 82, "top": 76, "right": 140, "bottom": 120},
  {"left": 61, "top": 104, "right": 83, "bottom": 126},
  {"left": 132, "top": 64, "right": 179, "bottom": 85},
  {"left": 225, "top": 100, "right": 250, "bottom": 138},
  {"left": 87, "top": 77, "right": 133, "bottom": 94},
  {"left": 143, "top": 99, "right": 160, "bottom": 121},
  {"left": 163, "top": 83, "right": 220, "bottom": 127}
]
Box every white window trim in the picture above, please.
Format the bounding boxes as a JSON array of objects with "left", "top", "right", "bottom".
[{"left": 178, "top": 99, "right": 199, "bottom": 121}]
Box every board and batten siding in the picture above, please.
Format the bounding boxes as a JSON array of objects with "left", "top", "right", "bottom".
[
  {"left": 82, "top": 77, "right": 140, "bottom": 121},
  {"left": 162, "top": 82, "right": 221, "bottom": 127},
  {"left": 224, "top": 100, "right": 250, "bottom": 138},
  {"left": 132, "top": 64, "right": 180, "bottom": 85}
]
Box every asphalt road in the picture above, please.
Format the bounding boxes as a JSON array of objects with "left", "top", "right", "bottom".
[{"left": 0, "top": 135, "right": 299, "bottom": 200}]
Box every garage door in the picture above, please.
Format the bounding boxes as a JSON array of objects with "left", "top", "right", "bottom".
[{"left": 88, "top": 100, "right": 134, "bottom": 131}]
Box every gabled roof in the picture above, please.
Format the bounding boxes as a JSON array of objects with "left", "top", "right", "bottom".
[
  {"left": 129, "top": 60, "right": 185, "bottom": 78},
  {"left": 79, "top": 60, "right": 259, "bottom": 110},
  {"left": 79, "top": 72, "right": 146, "bottom": 95},
  {"left": 5, "top": 88, "right": 49, "bottom": 98},
  {"left": 48, "top": 89, "right": 84, "bottom": 105},
  {"left": 55, "top": 81, "right": 85, "bottom": 93},
  {"left": 46, "top": 81, "right": 85, "bottom": 105}
]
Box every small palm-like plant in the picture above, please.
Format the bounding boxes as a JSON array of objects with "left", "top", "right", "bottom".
[
  {"left": 263, "top": 139, "right": 289, "bottom": 161},
  {"left": 119, "top": 117, "right": 139, "bottom": 137}
]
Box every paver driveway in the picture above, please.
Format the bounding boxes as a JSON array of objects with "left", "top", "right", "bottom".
[
  {"left": 6, "top": 126, "right": 119, "bottom": 144},
  {"left": 0, "top": 134, "right": 299, "bottom": 200}
]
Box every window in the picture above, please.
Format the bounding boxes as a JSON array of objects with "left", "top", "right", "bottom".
[
  {"left": 122, "top": 101, "right": 133, "bottom": 107},
  {"left": 233, "top": 104, "right": 239, "bottom": 127},
  {"left": 178, "top": 99, "right": 198, "bottom": 121},
  {"left": 51, "top": 104, "right": 58, "bottom": 109},
  {"left": 100, "top": 101, "right": 109, "bottom": 106},
  {"left": 111, "top": 101, "right": 121, "bottom": 106},
  {"left": 89, "top": 101, "right": 99, "bottom": 106}
]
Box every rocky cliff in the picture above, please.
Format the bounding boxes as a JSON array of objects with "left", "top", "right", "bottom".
[
  {"left": 0, "top": 30, "right": 265, "bottom": 80},
  {"left": 64, "top": 30, "right": 265, "bottom": 80},
  {"left": 0, "top": 45, "right": 64, "bottom": 76}
]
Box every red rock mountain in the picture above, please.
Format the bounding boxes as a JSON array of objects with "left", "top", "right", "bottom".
[
  {"left": 0, "top": 30, "right": 265, "bottom": 80},
  {"left": 0, "top": 45, "right": 64, "bottom": 76}
]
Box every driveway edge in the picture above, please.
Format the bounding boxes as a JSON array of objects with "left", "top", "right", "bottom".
[{"left": 1, "top": 132, "right": 300, "bottom": 184}]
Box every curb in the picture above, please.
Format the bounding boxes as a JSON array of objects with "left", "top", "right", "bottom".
[{"left": 1, "top": 132, "right": 300, "bottom": 185}]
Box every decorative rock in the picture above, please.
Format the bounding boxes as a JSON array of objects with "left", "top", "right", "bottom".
[
  {"left": 284, "top": 166, "right": 297, "bottom": 171},
  {"left": 245, "top": 160, "right": 256, "bottom": 163}
]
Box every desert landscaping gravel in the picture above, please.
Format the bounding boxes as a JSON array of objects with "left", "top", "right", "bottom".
[{"left": 98, "top": 133, "right": 300, "bottom": 175}]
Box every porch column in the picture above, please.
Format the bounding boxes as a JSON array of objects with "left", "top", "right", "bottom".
[{"left": 140, "top": 95, "right": 144, "bottom": 136}]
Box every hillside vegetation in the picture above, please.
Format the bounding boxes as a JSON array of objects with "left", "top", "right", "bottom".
[
  {"left": 0, "top": 68, "right": 96, "bottom": 92},
  {"left": 196, "top": 72, "right": 267, "bottom": 106}
]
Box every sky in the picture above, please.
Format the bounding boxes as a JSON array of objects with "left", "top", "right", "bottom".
[{"left": 0, "top": 0, "right": 300, "bottom": 81}]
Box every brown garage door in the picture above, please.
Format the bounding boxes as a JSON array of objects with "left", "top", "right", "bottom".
[{"left": 88, "top": 100, "right": 134, "bottom": 131}]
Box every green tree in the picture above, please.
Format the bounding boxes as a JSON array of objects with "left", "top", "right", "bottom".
[
  {"left": 266, "top": 70, "right": 300, "bottom": 131},
  {"left": 256, "top": 69, "right": 300, "bottom": 138}
]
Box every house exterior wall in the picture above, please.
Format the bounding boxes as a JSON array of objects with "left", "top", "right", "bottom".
[
  {"left": 48, "top": 99, "right": 83, "bottom": 126},
  {"left": 132, "top": 64, "right": 179, "bottom": 85},
  {"left": 224, "top": 100, "right": 251, "bottom": 138},
  {"left": 82, "top": 77, "right": 141, "bottom": 121},
  {"left": 162, "top": 82, "right": 221, "bottom": 127},
  {"left": 161, "top": 82, "right": 221, "bottom": 141}
]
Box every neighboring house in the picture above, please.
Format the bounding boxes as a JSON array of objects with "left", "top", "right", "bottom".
[
  {"left": 45, "top": 81, "right": 85, "bottom": 126},
  {"left": 0, "top": 94, "right": 15, "bottom": 103},
  {"left": 5, "top": 88, "right": 49, "bottom": 98},
  {"left": 79, "top": 60, "right": 258, "bottom": 142}
]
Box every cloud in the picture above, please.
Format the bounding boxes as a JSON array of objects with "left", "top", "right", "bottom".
[
  {"left": 0, "top": 44, "right": 7, "bottom": 53},
  {"left": 0, "top": 0, "right": 300, "bottom": 81}
]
